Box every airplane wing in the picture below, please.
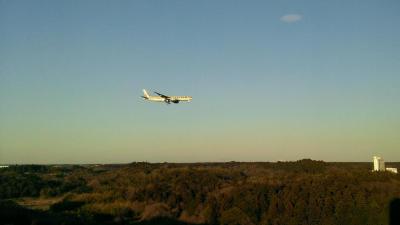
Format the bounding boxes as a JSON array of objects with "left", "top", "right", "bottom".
[{"left": 154, "top": 91, "right": 171, "bottom": 99}]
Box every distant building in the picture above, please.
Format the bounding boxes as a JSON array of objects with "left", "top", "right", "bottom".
[
  {"left": 0, "top": 165, "right": 9, "bottom": 169},
  {"left": 386, "top": 168, "right": 398, "bottom": 174},
  {"left": 373, "top": 156, "right": 385, "bottom": 171},
  {"left": 372, "top": 156, "right": 398, "bottom": 173}
]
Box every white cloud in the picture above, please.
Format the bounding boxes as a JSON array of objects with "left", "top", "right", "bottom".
[{"left": 280, "top": 14, "right": 303, "bottom": 23}]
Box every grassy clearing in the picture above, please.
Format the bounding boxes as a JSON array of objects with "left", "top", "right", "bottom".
[{"left": 15, "top": 196, "right": 63, "bottom": 210}]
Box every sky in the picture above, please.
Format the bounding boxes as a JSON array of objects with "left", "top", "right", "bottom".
[{"left": 1, "top": 0, "right": 400, "bottom": 164}]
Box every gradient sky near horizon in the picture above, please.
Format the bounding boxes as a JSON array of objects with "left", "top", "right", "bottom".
[{"left": 1, "top": 0, "right": 400, "bottom": 164}]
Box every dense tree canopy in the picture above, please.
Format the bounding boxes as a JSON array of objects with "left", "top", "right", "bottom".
[{"left": 1, "top": 160, "right": 399, "bottom": 225}]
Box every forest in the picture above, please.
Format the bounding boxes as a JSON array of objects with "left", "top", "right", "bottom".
[{"left": 1, "top": 159, "right": 400, "bottom": 225}]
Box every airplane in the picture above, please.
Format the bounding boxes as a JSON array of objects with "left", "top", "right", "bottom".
[{"left": 141, "top": 89, "right": 192, "bottom": 104}]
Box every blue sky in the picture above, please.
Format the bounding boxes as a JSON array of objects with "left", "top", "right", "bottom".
[{"left": 1, "top": 0, "right": 400, "bottom": 163}]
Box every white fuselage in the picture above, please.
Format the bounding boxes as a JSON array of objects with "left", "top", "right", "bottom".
[
  {"left": 145, "top": 96, "right": 192, "bottom": 102},
  {"left": 141, "top": 89, "right": 192, "bottom": 104}
]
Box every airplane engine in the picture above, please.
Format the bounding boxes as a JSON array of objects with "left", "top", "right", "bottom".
[{"left": 172, "top": 100, "right": 180, "bottom": 104}]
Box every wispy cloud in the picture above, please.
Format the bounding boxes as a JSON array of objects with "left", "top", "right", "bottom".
[{"left": 280, "top": 14, "right": 303, "bottom": 23}]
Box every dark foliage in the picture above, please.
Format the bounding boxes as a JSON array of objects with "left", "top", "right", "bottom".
[
  {"left": 1, "top": 160, "right": 399, "bottom": 225},
  {"left": 0, "top": 172, "right": 44, "bottom": 199},
  {"left": 0, "top": 200, "right": 205, "bottom": 225}
]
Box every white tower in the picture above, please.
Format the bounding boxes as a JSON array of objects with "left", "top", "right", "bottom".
[{"left": 373, "top": 156, "right": 385, "bottom": 171}]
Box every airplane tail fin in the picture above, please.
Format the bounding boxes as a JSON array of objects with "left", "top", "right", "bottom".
[{"left": 142, "top": 89, "right": 150, "bottom": 98}]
